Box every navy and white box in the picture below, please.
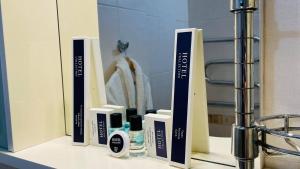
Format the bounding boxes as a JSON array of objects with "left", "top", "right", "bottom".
[
  {"left": 144, "top": 114, "right": 171, "bottom": 160},
  {"left": 72, "top": 37, "right": 91, "bottom": 145},
  {"left": 169, "top": 29, "right": 209, "bottom": 168},
  {"left": 90, "top": 108, "right": 118, "bottom": 146}
]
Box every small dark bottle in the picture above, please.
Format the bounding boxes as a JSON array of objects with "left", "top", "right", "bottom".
[
  {"left": 109, "top": 113, "right": 124, "bottom": 135},
  {"left": 124, "top": 108, "right": 137, "bottom": 133}
]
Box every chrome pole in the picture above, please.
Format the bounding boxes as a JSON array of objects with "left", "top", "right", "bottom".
[{"left": 230, "top": 0, "right": 259, "bottom": 169}]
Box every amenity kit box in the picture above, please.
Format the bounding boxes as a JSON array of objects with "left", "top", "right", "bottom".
[
  {"left": 144, "top": 114, "right": 171, "bottom": 160},
  {"left": 90, "top": 105, "right": 125, "bottom": 146},
  {"left": 169, "top": 29, "right": 209, "bottom": 168},
  {"left": 90, "top": 108, "right": 115, "bottom": 146},
  {"left": 157, "top": 109, "right": 172, "bottom": 116},
  {"left": 72, "top": 37, "right": 107, "bottom": 146},
  {"left": 72, "top": 38, "right": 90, "bottom": 145}
]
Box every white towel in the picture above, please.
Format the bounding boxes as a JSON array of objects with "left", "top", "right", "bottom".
[{"left": 105, "top": 57, "right": 153, "bottom": 115}]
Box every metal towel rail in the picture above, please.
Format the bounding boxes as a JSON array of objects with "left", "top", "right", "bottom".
[
  {"left": 205, "top": 58, "right": 260, "bottom": 88},
  {"left": 204, "top": 37, "right": 260, "bottom": 109},
  {"left": 204, "top": 36, "right": 260, "bottom": 43}
]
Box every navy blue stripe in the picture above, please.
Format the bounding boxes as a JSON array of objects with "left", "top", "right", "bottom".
[
  {"left": 73, "top": 40, "right": 85, "bottom": 143},
  {"left": 97, "top": 113, "right": 107, "bottom": 144},
  {"left": 154, "top": 121, "right": 167, "bottom": 158}
]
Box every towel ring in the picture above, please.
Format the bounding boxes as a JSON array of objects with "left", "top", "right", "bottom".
[{"left": 255, "top": 114, "right": 300, "bottom": 156}]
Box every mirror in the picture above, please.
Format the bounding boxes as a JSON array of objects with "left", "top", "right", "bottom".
[{"left": 98, "top": 0, "right": 260, "bottom": 137}]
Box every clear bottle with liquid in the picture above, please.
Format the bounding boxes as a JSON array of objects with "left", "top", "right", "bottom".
[
  {"left": 109, "top": 113, "right": 124, "bottom": 135},
  {"left": 129, "top": 115, "right": 145, "bottom": 156},
  {"left": 124, "top": 108, "right": 137, "bottom": 133}
]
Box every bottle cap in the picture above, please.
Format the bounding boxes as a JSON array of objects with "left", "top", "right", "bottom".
[
  {"left": 145, "top": 109, "right": 157, "bottom": 114},
  {"left": 110, "top": 113, "right": 122, "bottom": 128},
  {"left": 130, "top": 115, "right": 142, "bottom": 131},
  {"left": 126, "top": 108, "right": 137, "bottom": 122}
]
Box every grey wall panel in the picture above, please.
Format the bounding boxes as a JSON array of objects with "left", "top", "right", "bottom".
[
  {"left": 0, "top": 55, "right": 7, "bottom": 149},
  {"left": 0, "top": 2, "right": 11, "bottom": 150}
]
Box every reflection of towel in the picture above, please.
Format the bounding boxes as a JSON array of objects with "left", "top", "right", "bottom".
[{"left": 105, "top": 57, "right": 153, "bottom": 115}]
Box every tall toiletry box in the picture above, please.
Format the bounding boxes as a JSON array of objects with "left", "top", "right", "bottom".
[{"left": 169, "top": 29, "right": 209, "bottom": 168}]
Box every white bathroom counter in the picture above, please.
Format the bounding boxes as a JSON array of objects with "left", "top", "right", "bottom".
[{"left": 0, "top": 136, "right": 261, "bottom": 169}]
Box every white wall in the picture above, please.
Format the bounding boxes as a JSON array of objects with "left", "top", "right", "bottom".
[
  {"left": 263, "top": 0, "right": 300, "bottom": 168},
  {"left": 0, "top": 0, "right": 65, "bottom": 151},
  {"left": 98, "top": 0, "right": 188, "bottom": 110},
  {"left": 263, "top": 0, "right": 300, "bottom": 117},
  {"left": 57, "top": 0, "right": 102, "bottom": 135},
  {"left": 188, "top": 0, "right": 260, "bottom": 137}
]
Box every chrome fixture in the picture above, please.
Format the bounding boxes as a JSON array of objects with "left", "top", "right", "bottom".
[
  {"left": 205, "top": 58, "right": 260, "bottom": 88},
  {"left": 256, "top": 114, "right": 300, "bottom": 156},
  {"left": 230, "top": 0, "right": 258, "bottom": 169},
  {"left": 205, "top": 58, "right": 260, "bottom": 109},
  {"left": 204, "top": 36, "right": 260, "bottom": 43},
  {"left": 229, "top": 1, "right": 300, "bottom": 169},
  {"left": 204, "top": 36, "right": 260, "bottom": 109}
]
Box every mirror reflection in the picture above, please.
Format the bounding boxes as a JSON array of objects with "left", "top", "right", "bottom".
[{"left": 98, "top": 0, "right": 260, "bottom": 137}]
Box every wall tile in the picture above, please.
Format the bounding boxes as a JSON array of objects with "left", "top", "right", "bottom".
[
  {"left": 118, "top": 8, "right": 151, "bottom": 76},
  {"left": 263, "top": 2, "right": 300, "bottom": 167},
  {"left": 117, "top": 0, "right": 146, "bottom": 12},
  {"left": 157, "top": 0, "right": 188, "bottom": 21},
  {"left": 151, "top": 19, "right": 188, "bottom": 75},
  {"left": 144, "top": 16, "right": 160, "bottom": 77},
  {"left": 98, "top": 1, "right": 188, "bottom": 109},
  {"left": 98, "top": 5, "right": 120, "bottom": 81},
  {"left": 98, "top": 0, "right": 118, "bottom": 6},
  {"left": 143, "top": 0, "right": 159, "bottom": 17},
  {"left": 150, "top": 71, "right": 173, "bottom": 109},
  {"left": 274, "top": 0, "right": 300, "bottom": 31},
  {"left": 188, "top": 0, "right": 231, "bottom": 22},
  {"left": 192, "top": 18, "right": 234, "bottom": 39},
  {"left": 204, "top": 42, "right": 234, "bottom": 61}
]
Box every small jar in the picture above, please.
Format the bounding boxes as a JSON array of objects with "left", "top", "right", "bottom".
[
  {"left": 107, "top": 130, "right": 130, "bottom": 158},
  {"left": 129, "top": 115, "right": 145, "bottom": 156},
  {"left": 109, "top": 113, "right": 124, "bottom": 135},
  {"left": 123, "top": 108, "right": 137, "bottom": 133}
]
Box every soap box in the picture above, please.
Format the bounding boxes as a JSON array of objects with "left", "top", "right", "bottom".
[
  {"left": 89, "top": 108, "right": 118, "bottom": 146},
  {"left": 144, "top": 114, "right": 171, "bottom": 161}
]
